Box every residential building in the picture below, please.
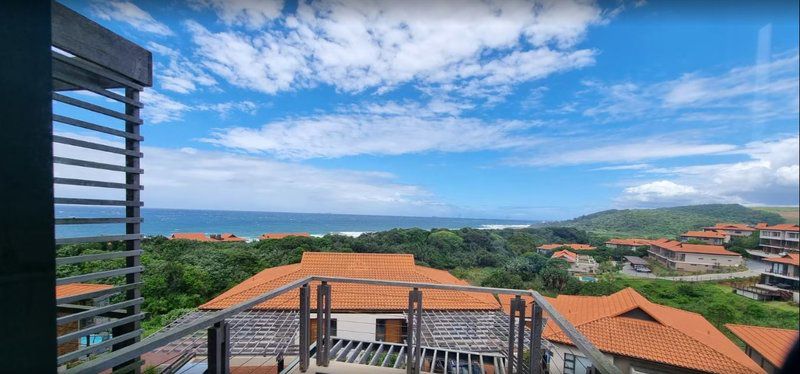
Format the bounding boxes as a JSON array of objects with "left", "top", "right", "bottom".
[
  {"left": 56, "top": 284, "right": 113, "bottom": 358},
  {"left": 210, "top": 233, "right": 246, "bottom": 242},
  {"left": 170, "top": 232, "right": 247, "bottom": 242},
  {"left": 726, "top": 324, "right": 799, "bottom": 374},
  {"left": 604, "top": 238, "right": 650, "bottom": 251},
  {"left": 757, "top": 224, "right": 800, "bottom": 256},
  {"left": 537, "top": 243, "right": 596, "bottom": 252},
  {"left": 703, "top": 223, "right": 757, "bottom": 237},
  {"left": 552, "top": 249, "right": 599, "bottom": 274},
  {"left": 648, "top": 239, "right": 743, "bottom": 272},
  {"left": 761, "top": 253, "right": 799, "bottom": 302},
  {"left": 500, "top": 288, "right": 764, "bottom": 374},
  {"left": 260, "top": 232, "right": 311, "bottom": 240},
  {"left": 680, "top": 230, "right": 729, "bottom": 245}
]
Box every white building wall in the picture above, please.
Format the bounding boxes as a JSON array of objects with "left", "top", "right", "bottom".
[
  {"left": 311, "top": 312, "right": 405, "bottom": 342},
  {"left": 682, "top": 253, "right": 743, "bottom": 267}
]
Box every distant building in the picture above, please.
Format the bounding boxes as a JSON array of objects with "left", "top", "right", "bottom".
[
  {"left": 763, "top": 253, "right": 799, "bottom": 302},
  {"left": 259, "top": 232, "right": 311, "bottom": 240},
  {"left": 680, "top": 230, "right": 729, "bottom": 245},
  {"left": 756, "top": 224, "right": 799, "bottom": 256},
  {"left": 726, "top": 324, "right": 799, "bottom": 374},
  {"left": 703, "top": 223, "right": 757, "bottom": 237},
  {"left": 604, "top": 238, "right": 650, "bottom": 250},
  {"left": 648, "top": 238, "right": 743, "bottom": 272},
  {"left": 499, "top": 288, "right": 764, "bottom": 374},
  {"left": 210, "top": 233, "right": 246, "bottom": 242},
  {"left": 170, "top": 232, "right": 247, "bottom": 242},
  {"left": 551, "top": 249, "right": 598, "bottom": 274},
  {"left": 56, "top": 284, "right": 113, "bottom": 358},
  {"left": 537, "top": 243, "right": 596, "bottom": 252}
]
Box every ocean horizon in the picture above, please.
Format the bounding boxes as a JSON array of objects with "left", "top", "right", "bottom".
[{"left": 55, "top": 206, "right": 536, "bottom": 239}]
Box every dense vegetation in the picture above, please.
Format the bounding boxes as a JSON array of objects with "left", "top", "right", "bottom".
[
  {"left": 752, "top": 206, "right": 800, "bottom": 224},
  {"left": 545, "top": 204, "right": 784, "bottom": 237}
]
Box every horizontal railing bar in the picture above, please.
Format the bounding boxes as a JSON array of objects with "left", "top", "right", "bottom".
[
  {"left": 53, "top": 135, "right": 142, "bottom": 157},
  {"left": 53, "top": 71, "right": 142, "bottom": 108},
  {"left": 56, "top": 234, "right": 142, "bottom": 245},
  {"left": 52, "top": 51, "right": 144, "bottom": 91},
  {"left": 311, "top": 276, "right": 531, "bottom": 296},
  {"left": 54, "top": 197, "right": 143, "bottom": 207},
  {"left": 56, "top": 217, "right": 142, "bottom": 225},
  {"left": 56, "top": 250, "right": 143, "bottom": 265},
  {"left": 54, "top": 177, "right": 143, "bottom": 190},
  {"left": 53, "top": 156, "right": 143, "bottom": 173},
  {"left": 53, "top": 114, "right": 143, "bottom": 141},
  {"left": 57, "top": 282, "right": 142, "bottom": 304},
  {"left": 57, "top": 330, "right": 142, "bottom": 366},
  {"left": 56, "top": 266, "right": 144, "bottom": 286},
  {"left": 53, "top": 93, "right": 142, "bottom": 124},
  {"left": 57, "top": 298, "right": 144, "bottom": 325},
  {"left": 57, "top": 313, "right": 145, "bottom": 345},
  {"left": 58, "top": 303, "right": 130, "bottom": 319}
]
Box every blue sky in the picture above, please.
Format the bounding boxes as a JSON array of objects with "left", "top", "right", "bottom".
[{"left": 55, "top": 0, "right": 799, "bottom": 220}]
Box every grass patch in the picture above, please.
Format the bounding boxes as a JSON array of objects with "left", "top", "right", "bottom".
[{"left": 450, "top": 267, "right": 498, "bottom": 285}]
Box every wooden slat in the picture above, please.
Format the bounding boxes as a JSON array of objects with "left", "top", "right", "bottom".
[
  {"left": 56, "top": 234, "right": 142, "bottom": 245},
  {"left": 56, "top": 217, "right": 142, "bottom": 225},
  {"left": 57, "top": 297, "right": 144, "bottom": 325},
  {"left": 53, "top": 135, "right": 142, "bottom": 157},
  {"left": 54, "top": 177, "right": 142, "bottom": 190},
  {"left": 51, "top": 51, "right": 144, "bottom": 91},
  {"left": 56, "top": 282, "right": 142, "bottom": 304},
  {"left": 57, "top": 313, "right": 145, "bottom": 345},
  {"left": 57, "top": 330, "right": 141, "bottom": 366},
  {"left": 53, "top": 93, "right": 142, "bottom": 124},
  {"left": 53, "top": 114, "right": 143, "bottom": 141},
  {"left": 55, "top": 266, "right": 144, "bottom": 285},
  {"left": 53, "top": 156, "right": 143, "bottom": 173},
  {"left": 52, "top": 65, "right": 142, "bottom": 107},
  {"left": 54, "top": 197, "right": 143, "bottom": 207},
  {"left": 52, "top": 2, "right": 152, "bottom": 86},
  {"left": 56, "top": 250, "right": 143, "bottom": 265}
]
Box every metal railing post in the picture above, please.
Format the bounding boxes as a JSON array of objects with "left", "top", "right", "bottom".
[
  {"left": 530, "top": 300, "right": 543, "bottom": 374},
  {"left": 407, "top": 288, "right": 422, "bottom": 374},
  {"left": 299, "top": 284, "right": 310, "bottom": 372},
  {"left": 516, "top": 297, "right": 526, "bottom": 373},
  {"left": 207, "top": 320, "right": 230, "bottom": 374},
  {"left": 316, "top": 282, "right": 332, "bottom": 367},
  {"left": 324, "top": 282, "right": 332, "bottom": 366},
  {"left": 415, "top": 289, "right": 423, "bottom": 373},
  {"left": 507, "top": 297, "right": 519, "bottom": 374}
]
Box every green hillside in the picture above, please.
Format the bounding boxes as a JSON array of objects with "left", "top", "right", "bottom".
[
  {"left": 752, "top": 206, "right": 799, "bottom": 224},
  {"left": 547, "top": 204, "right": 784, "bottom": 238}
]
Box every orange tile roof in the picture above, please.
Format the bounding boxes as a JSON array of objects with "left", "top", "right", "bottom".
[
  {"left": 704, "top": 223, "right": 756, "bottom": 232},
  {"left": 56, "top": 283, "right": 113, "bottom": 299},
  {"left": 605, "top": 238, "right": 650, "bottom": 247},
  {"left": 650, "top": 239, "right": 739, "bottom": 256},
  {"left": 499, "top": 289, "right": 764, "bottom": 374},
  {"left": 765, "top": 253, "right": 800, "bottom": 266},
  {"left": 218, "top": 233, "right": 246, "bottom": 242},
  {"left": 170, "top": 232, "right": 214, "bottom": 242},
  {"left": 726, "top": 324, "right": 798, "bottom": 368},
  {"left": 201, "top": 252, "right": 499, "bottom": 311},
  {"left": 681, "top": 230, "right": 728, "bottom": 239},
  {"left": 760, "top": 224, "right": 800, "bottom": 232},
  {"left": 538, "top": 243, "right": 596, "bottom": 251},
  {"left": 259, "top": 232, "right": 311, "bottom": 240},
  {"left": 551, "top": 250, "right": 577, "bottom": 263}
]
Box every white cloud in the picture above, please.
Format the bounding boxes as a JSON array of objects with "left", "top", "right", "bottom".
[
  {"left": 190, "top": 0, "right": 283, "bottom": 29},
  {"left": 91, "top": 1, "right": 173, "bottom": 36},
  {"left": 186, "top": 0, "right": 605, "bottom": 98},
  {"left": 202, "top": 101, "right": 540, "bottom": 159},
  {"left": 52, "top": 132, "right": 447, "bottom": 216},
  {"left": 591, "top": 163, "right": 651, "bottom": 171},
  {"left": 148, "top": 42, "right": 217, "bottom": 94},
  {"left": 617, "top": 137, "right": 800, "bottom": 206},
  {"left": 140, "top": 89, "right": 257, "bottom": 124}
]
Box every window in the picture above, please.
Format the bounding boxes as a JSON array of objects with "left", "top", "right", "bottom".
[
  {"left": 376, "top": 319, "right": 407, "bottom": 343},
  {"left": 564, "top": 353, "right": 593, "bottom": 374},
  {"left": 310, "top": 318, "right": 337, "bottom": 343}
]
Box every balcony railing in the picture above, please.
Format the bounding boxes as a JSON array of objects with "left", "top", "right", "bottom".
[{"left": 66, "top": 276, "right": 622, "bottom": 374}]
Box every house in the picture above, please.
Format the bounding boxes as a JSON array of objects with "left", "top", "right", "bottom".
[
  {"left": 552, "top": 249, "right": 599, "bottom": 274},
  {"left": 210, "top": 233, "right": 246, "bottom": 242},
  {"left": 259, "top": 232, "right": 311, "bottom": 240},
  {"left": 537, "top": 243, "right": 596, "bottom": 252},
  {"left": 756, "top": 224, "right": 800, "bottom": 256},
  {"left": 703, "top": 223, "right": 757, "bottom": 237},
  {"left": 200, "top": 252, "right": 499, "bottom": 344},
  {"left": 726, "top": 324, "right": 798, "bottom": 374},
  {"left": 648, "top": 238, "right": 743, "bottom": 272},
  {"left": 761, "top": 253, "right": 799, "bottom": 302},
  {"left": 56, "top": 284, "right": 113, "bottom": 357},
  {"left": 604, "top": 238, "right": 650, "bottom": 251},
  {"left": 499, "top": 288, "right": 764, "bottom": 374},
  {"left": 623, "top": 256, "right": 651, "bottom": 273},
  {"left": 680, "top": 230, "right": 729, "bottom": 245},
  {"left": 170, "top": 232, "right": 247, "bottom": 242}
]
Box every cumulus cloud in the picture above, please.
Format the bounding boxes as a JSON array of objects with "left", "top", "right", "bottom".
[
  {"left": 52, "top": 132, "right": 446, "bottom": 216},
  {"left": 617, "top": 137, "right": 800, "bottom": 207},
  {"left": 190, "top": 0, "right": 283, "bottom": 29},
  {"left": 91, "top": 0, "right": 173, "bottom": 36},
  {"left": 140, "top": 89, "right": 258, "bottom": 124},
  {"left": 185, "top": 0, "right": 605, "bottom": 98},
  {"left": 148, "top": 42, "right": 217, "bottom": 94},
  {"left": 202, "top": 100, "right": 540, "bottom": 159}
]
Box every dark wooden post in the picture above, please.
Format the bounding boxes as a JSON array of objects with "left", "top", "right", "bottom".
[
  {"left": 316, "top": 282, "right": 331, "bottom": 367},
  {"left": 0, "top": 0, "right": 55, "bottom": 372},
  {"left": 516, "top": 297, "right": 526, "bottom": 373},
  {"left": 407, "top": 289, "right": 423, "bottom": 374},
  {"left": 207, "top": 321, "right": 230, "bottom": 374},
  {"left": 530, "top": 301, "right": 544, "bottom": 374},
  {"left": 299, "top": 284, "right": 310, "bottom": 371}
]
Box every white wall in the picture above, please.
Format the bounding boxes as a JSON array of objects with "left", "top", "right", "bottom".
[{"left": 311, "top": 312, "right": 405, "bottom": 342}]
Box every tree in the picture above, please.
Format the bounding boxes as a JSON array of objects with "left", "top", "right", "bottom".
[
  {"left": 706, "top": 302, "right": 737, "bottom": 327},
  {"left": 540, "top": 267, "right": 572, "bottom": 292},
  {"left": 481, "top": 269, "right": 524, "bottom": 289}
]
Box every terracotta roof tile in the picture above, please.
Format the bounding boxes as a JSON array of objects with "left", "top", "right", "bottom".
[
  {"left": 605, "top": 238, "right": 650, "bottom": 246},
  {"left": 704, "top": 223, "right": 756, "bottom": 232},
  {"left": 765, "top": 253, "right": 800, "bottom": 266},
  {"left": 551, "top": 250, "right": 577, "bottom": 263},
  {"left": 201, "top": 252, "right": 499, "bottom": 311},
  {"left": 538, "top": 243, "right": 596, "bottom": 251},
  {"left": 56, "top": 283, "right": 113, "bottom": 299},
  {"left": 170, "top": 232, "right": 214, "bottom": 241},
  {"left": 760, "top": 224, "right": 800, "bottom": 232},
  {"left": 259, "top": 233, "right": 311, "bottom": 240},
  {"left": 726, "top": 324, "right": 798, "bottom": 368},
  {"left": 682, "top": 230, "right": 728, "bottom": 239},
  {"left": 650, "top": 240, "right": 739, "bottom": 256},
  {"left": 499, "top": 288, "right": 764, "bottom": 374}
]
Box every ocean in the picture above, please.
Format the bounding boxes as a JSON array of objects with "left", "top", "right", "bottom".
[{"left": 55, "top": 206, "right": 534, "bottom": 239}]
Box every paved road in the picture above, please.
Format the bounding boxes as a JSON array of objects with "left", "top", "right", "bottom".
[{"left": 621, "top": 258, "right": 766, "bottom": 282}]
